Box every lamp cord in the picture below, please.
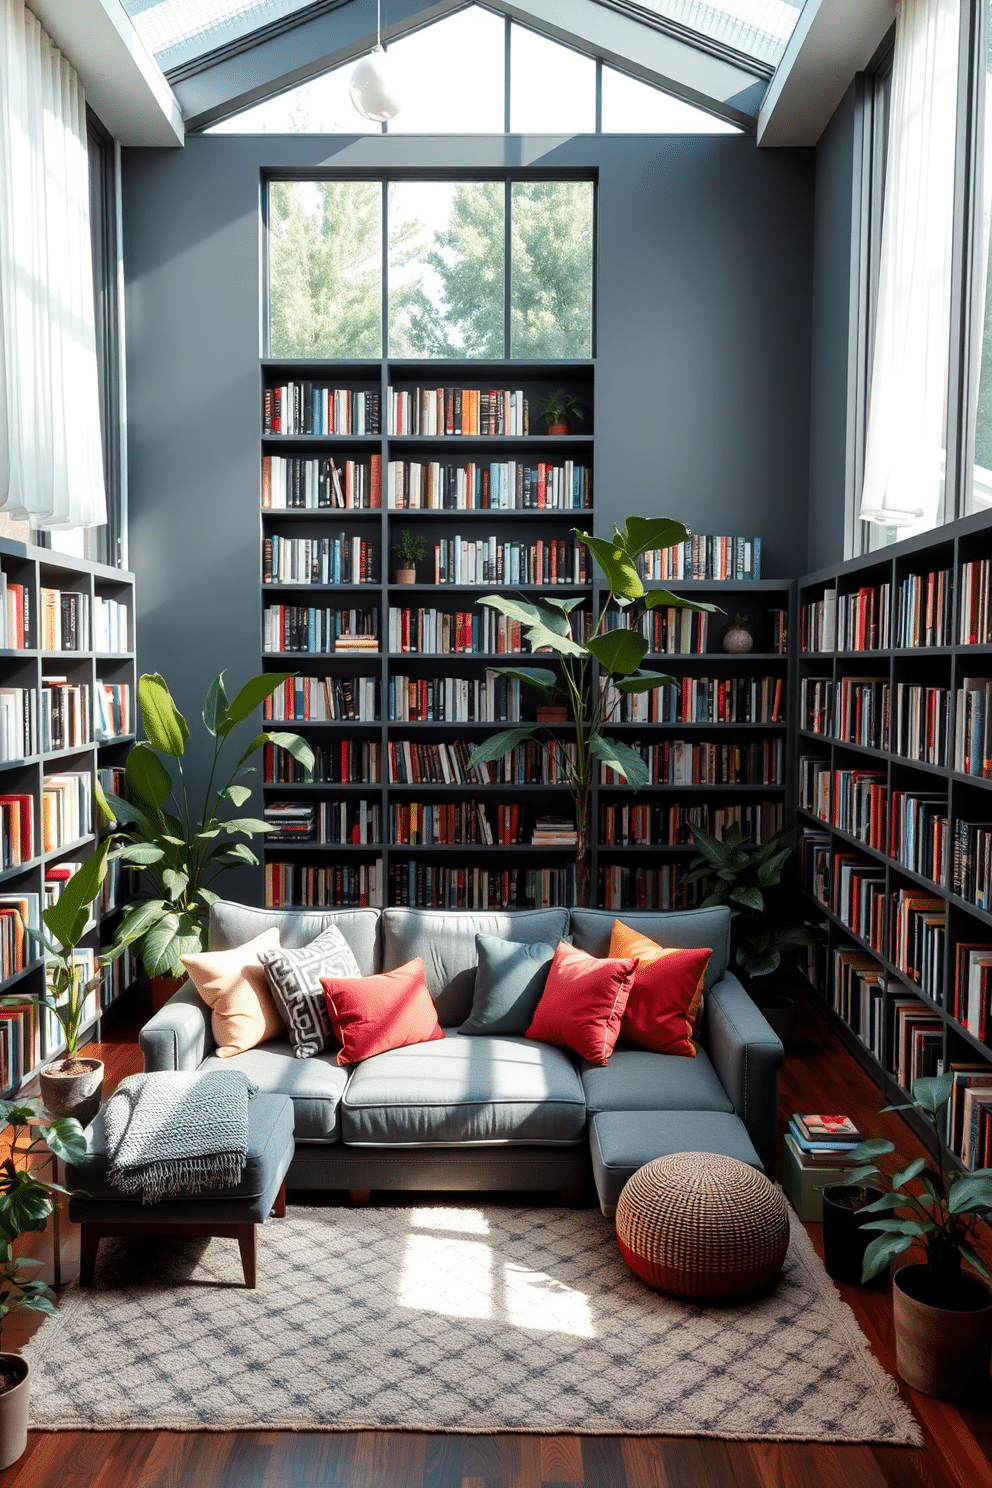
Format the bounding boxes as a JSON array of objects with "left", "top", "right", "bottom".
[{"left": 377, "top": 0, "right": 382, "bottom": 47}]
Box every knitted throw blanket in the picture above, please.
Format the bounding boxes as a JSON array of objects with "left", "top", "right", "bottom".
[{"left": 103, "top": 1070, "right": 258, "bottom": 1204}]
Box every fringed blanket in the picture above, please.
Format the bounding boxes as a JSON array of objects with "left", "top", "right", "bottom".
[{"left": 103, "top": 1070, "right": 258, "bottom": 1204}]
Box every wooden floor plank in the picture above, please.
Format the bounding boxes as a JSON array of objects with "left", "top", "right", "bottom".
[
  {"left": 540, "top": 1435, "right": 584, "bottom": 1483},
  {"left": 579, "top": 1437, "right": 628, "bottom": 1488}
]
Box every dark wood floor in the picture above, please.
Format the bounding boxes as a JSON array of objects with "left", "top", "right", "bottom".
[{"left": 2, "top": 989, "right": 991, "bottom": 1488}]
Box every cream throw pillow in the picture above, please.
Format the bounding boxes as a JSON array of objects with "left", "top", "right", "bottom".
[{"left": 182, "top": 927, "right": 283, "bottom": 1058}]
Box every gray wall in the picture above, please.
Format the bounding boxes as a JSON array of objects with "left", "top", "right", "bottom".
[{"left": 121, "top": 132, "right": 814, "bottom": 891}]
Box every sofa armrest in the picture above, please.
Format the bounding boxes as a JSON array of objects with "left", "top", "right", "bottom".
[
  {"left": 702, "top": 972, "right": 784, "bottom": 1178},
  {"left": 138, "top": 983, "right": 216, "bottom": 1072}
]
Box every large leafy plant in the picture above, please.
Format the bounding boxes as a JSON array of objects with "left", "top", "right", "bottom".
[
  {"left": 850, "top": 1074, "right": 992, "bottom": 1295},
  {"left": 466, "top": 516, "right": 715, "bottom": 906},
  {"left": 0, "top": 1098, "right": 86, "bottom": 1343},
  {"left": 101, "top": 672, "right": 313, "bottom": 979},
  {"left": 685, "top": 821, "right": 819, "bottom": 978}
]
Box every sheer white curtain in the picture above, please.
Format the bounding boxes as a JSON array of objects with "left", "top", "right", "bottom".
[
  {"left": 859, "top": 0, "right": 960, "bottom": 531},
  {"left": 0, "top": 0, "right": 106, "bottom": 530}
]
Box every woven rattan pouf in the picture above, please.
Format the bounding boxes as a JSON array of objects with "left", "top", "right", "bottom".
[{"left": 615, "top": 1151, "right": 790, "bottom": 1300}]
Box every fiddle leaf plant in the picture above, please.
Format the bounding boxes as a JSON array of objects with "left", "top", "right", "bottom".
[
  {"left": 100, "top": 671, "right": 314, "bottom": 979},
  {"left": 465, "top": 516, "right": 719, "bottom": 906}
]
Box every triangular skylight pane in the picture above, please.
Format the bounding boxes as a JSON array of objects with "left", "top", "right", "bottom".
[
  {"left": 121, "top": 0, "right": 316, "bottom": 72},
  {"left": 510, "top": 25, "right": 595, "bottom": 134},
  {"left": 204, "top": 58, "right": 380, "bottom": 132},
  {"left": 621, "top": 0, "right": 803, "bottom": 69},
  {"left": 601, "top": 67, "right": 741, "bottom": 133},
  {"left": 387, "top": 8, "right": 505, "bottom": 134}
]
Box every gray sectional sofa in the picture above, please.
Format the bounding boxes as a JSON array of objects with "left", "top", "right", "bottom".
[{"left": 139, "top": 900, "right": 784, "bottom": 1216}]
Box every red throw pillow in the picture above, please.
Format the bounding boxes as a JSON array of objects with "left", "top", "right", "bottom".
[
  {"left": 525, "top": 940, "right": 637, "bottom": 1066},
  {"left": 320, "top": 958, "right": 444, "bottom": 1067},
  {"left": 610, "top": 920, "right": 711, "bottom": 1058}
]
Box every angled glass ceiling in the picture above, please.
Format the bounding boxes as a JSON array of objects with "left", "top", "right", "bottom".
[{"left": 123, "top": 0, "right": 805, "bottom": 75}]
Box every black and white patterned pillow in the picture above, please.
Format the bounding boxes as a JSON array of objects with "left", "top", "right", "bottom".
[{"left": 260, "top": 925, "right": 361, "bottom": 1057}]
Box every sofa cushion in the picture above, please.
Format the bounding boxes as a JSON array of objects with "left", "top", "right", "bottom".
[
  {"left": 261, "top": 925, "right": 361, "bottom": 1058},
  {"left": 180, "top": 927, "right": 284, "bottom": 1058},
  {"left": 579, "top": 1047, "right": 735, "bottom": 1115},
  {"left": 380, "top": 908, "right": 570, "bottom": 1026},
  {"left": 526, "top": 941, "right": 635, "bottom": 1067},
  {"left": 210, "top": 901, "right": 380, "bottom": 975},
  {"left": 569, "top": 906, "right": 731, "bottom": 989},
  {"left": 589, "top": 1109, "right": 763, "bottom": 1217},
  {"left": 322, "top": 958, "right": 444, "bottom": 1067},
  {"left": 340, "top": 1031, "right": 587, "bottom": 1146},
  {"left": 460, "top": 934, "right": 556, "bottom": 1037},
  {"left": 199, "top": 1040, "right": 349, "bottom": 1141},
  {"left": 609, "top": 921, "right": 710, "bottom": 1058}
]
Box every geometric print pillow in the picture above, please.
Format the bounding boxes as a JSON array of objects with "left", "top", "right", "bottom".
[{"left": 260, "top": 925, "right": 361, "bottom": 1058}]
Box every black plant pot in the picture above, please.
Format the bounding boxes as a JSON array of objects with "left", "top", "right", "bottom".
[{"left": 822, "top": 1184, "right": 885, "bottom": 1285}]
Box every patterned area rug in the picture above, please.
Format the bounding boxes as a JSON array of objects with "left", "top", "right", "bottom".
[{"left": 24, "top": 1204, "right": 921, "bottom": 1443}]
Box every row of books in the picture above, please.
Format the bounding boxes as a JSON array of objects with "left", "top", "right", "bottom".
[
  {"left": 598, "top": 738, "right": 783, "bottom": 788},
  {"left": 93, "top": 596, "right": 129, "bottom": 655},
  {"left": 831, "top": 947, "right": 885, "bottom": 1062},
  {"left": 955, "top": 677, "right": 992, "bottom": 776},
  {"left": 0, "top": 577, "right": 28, "bottom": 649},
  {"left": 94, "top": 684, "right": 131, "bottom": 742},
  {"left": 800, "top": 676, "right": 888, "bottom": 751},
  {"left": 0, "top": 689, "right": 34, "bottom": 761},
  {"left": 40, "top": 681, "right": 90, "bottom": 753},
  {"left": 262, "top": 453, "right": 382, "bottom": 510},
  {"left": 388, "top": 737, "right": 575, "bottom": 787},
  {"left": 0, "top": 795, "right": 33, "bottom": 867},
  {"left": 387, "top": 862, "right": 575, "bottom": 910},
  {"left": 0, "top": 893, "right": 39, "bottom": 978},
  {"left": 432, "top": 536, "right": 588, "bottom": 587},
  {"left": 634, "top": 536, "right": 762, "bottom": 583},
  {"left": 601, "top": 607, "right": 710, "bottom": 656},
  {"left": 263, "top": 384, "right": 381, "bottom": 436},
  {"left": 262, "top": 675, "right": 379, "bottom": 723},
  {"left": 597, "top": 799, "right": 784, "bottom": 847},
  {"left": 265, "top": 860, "right": 383, "bottom": 909},
  {"left": 385, "top": 605, "right": 587, "bottom": 656},
  {"left": 262, "top": 535, "right": 378, "bottom": 588},
  {"left": 390, "top": 800, "right": 497, "bottom": 847},
  {"left": 387, "top": 674, "right": 521, "bottom": 725},
  {"left": 890, "top": 790, "right": 948, "bottom": 885},
  {"left": 897, "top": 569, "right": 952, "bottom": 647},
  {"left": 386, "top": 459, "right": 591, "bottom": 511},
  {"left": 42, "top": 772, "right": 92, "bottom": 854},
  {"left": 263, "top": 607, "right": 380, "bottom": 655},
  {"left": 387, "top": 386, "right": 531, "bottom": 438},
  {"left": 799, "top": 760, "right": 887, "bottom": 849},
  {"left": 264, "top": 740, "right": 382, "bottom": 784},
  {"left": 951, "top": 820, "right": 992, "bottom": 910},
  {"left": 264, "top": 800, "right": 381, "bottom": 845},
  {"left": 606, "top": 675, "right": 784, "bottom": 726},
  {"left": 960, "top": 559, "right": 992, "bottom": 645},
  {"left": 951, "top": 944, "right": 992, "bottom": 1040},
  {"left": 40, "top": 588, "right": 89, "bottom": 653},
  {"left": 599, "top": 864, "right": 700, "bottom": 912}
]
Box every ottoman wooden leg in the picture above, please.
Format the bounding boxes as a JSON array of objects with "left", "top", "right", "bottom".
[
  {"left": 271, "top": 1181, "right": 287, "bottom": 1219},
  {"left": 237, "top": 1225, "right": 258, "bottom": 1289},
  {"left": 78, "top": 1226, "right": 100, "bottom": 1287}
]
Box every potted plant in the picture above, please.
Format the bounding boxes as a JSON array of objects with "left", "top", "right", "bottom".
[
  {"left": 465, "top": 516, "right": 716, "bottom": 906},
  {"left": 849, "top": 1073, "right": 992, "bottom": 1399},
  {"left": 534, "top": 389, "right": 585, "bottom": 435},
  {"left": 1, "top": 839, "right": 113, "bottom": 1123},
  {"left": 100, "top": 671, "right": 313, "bottom": 1002},
  {"left": 0, "top": 1097, "right": 86, "bottom": 1468},
  {"left": 722, "top": 613, "right": 754, "bottom": 653},
  {"left": 820, "top": 1180, "right": 886, "bottom": 1286},
  {"left": 391, "top": 529, "right": 427, "bottom": 584}
]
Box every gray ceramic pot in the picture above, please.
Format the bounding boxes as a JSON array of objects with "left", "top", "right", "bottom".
[{"left": 39, "top": 1057, "right": 103, "bottom": 1125}]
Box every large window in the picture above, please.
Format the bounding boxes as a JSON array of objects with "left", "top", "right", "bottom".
[
  {"left": 268, "top": 178, "right": 595, "bottom": 361},
  {"left": 968, "top": 1, "right": 992, "bottom": 517}
]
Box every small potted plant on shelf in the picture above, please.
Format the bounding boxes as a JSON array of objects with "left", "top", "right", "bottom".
[
  {"left": 722, "top": 613, "right": 754, "bottom": 653},
  {"left": 391, "top": 529, "right": 427, "bottom": 585},
  {"left": 0, "top": 1097, "right": 86, "bottom": 1468},
  {"left": 1, "top": 838, "right": 113, "bottom": 1125},
  {"left": 534, "top": 389, "right": 585, "bottom": 436},
  {"left": 849, "top": 1073, "right": 992, "bottom": 1399}
]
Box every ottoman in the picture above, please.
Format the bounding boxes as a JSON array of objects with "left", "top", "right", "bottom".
[
  {"left": 66, "top": 1093, "right": 296, "bottom": 1289},
  {"left": 615, "top": 1150, "right": 790, "bottom": 1299}
]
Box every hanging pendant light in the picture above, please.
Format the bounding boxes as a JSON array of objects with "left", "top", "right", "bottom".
[{"left": 350, "top": 0, "right": 401, "bottom": 122}]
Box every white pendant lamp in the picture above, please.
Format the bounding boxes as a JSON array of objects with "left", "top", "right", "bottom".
[{"left": 350, "top": 0, "right": 401, "bottom": 122}]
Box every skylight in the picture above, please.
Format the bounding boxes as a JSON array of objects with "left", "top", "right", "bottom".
[{"left": 620, "top": 0, "right": 804, "bottom": 69}]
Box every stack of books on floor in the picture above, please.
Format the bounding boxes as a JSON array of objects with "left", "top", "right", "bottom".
[{"left": 782, "top": 1113, "right": 865, "bottom": 1222}]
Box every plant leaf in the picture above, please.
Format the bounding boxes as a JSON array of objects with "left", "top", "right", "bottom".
[
  {"left": 621, "top": 516, "right": 689, "bottom": 557},
  {"left": 263, "top": 731, "right": 315, "bottom": 774},
  {"left": 138, "top": 673, "right": 189, "bottom": 758},
  {"left": 911, "top": 1072, "right": 953, "bottom": 1114},
  {"left": 847, "top": 1137, "right": 896, "bottom": 1164},
  {"left": 948, "top": 1177, "right": 992, "bottom": 1214},
  {"left": 576, "top": 533, "right": 643, "bottom": 601},
  {"left": 465, "top": 728, "right": 537, "bottom": 770},
  {"left": 586, "top": 629, "right": 648, "bottom": 677},
  {"left": 202, "top": 672, "right": 229, "bottom": 737},
  {"left": 613, "top": 669, "right": 676, "bottom": 695},
  {"left": 113, "top": 843, "right": 166, "bottom": 867},
  {"left": 485, "top": 666, "right": 558, "bottom": 694},
  {"left": 643, "top": 588, "right": 721, "bottom": 614},
  {"left": 41, "top": 837, "right": 111, "bottom": 950},
  {"left": 588, "top": 734, "right": 648, "bottom": 791},
  {"left": 892, "top": 1157, "right": 928, "bottom": 1189},
  {"left": 38, "top": 1116, "right": 87, "bottom": 1164},
  {"left": 220, "top": 784, "right": 252, "bottom": 808},
  {"left": 125, "top": 743, "right": 172, "bottom": 811},
  {"left": 861, "top": 1232, "right": 913, "bottom": 1282}
]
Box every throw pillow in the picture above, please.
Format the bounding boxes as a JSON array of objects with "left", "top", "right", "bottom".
[
  {"left": 181, "top": 927, "right": 283, "bottom": 1059},
  {"left": 609, "top": 920, "right": 712, "bottom": 1058},
  {"left": 459, "top": 934, "right": 557, "bottom": 1036},
  {"left": 525, "top": 940, "right": 637, "bottom": 1067},
  {"left": 260, "top": 924, "right": 361, "bottom": 1058},
  {"left": 321, "top": 957, "right": 445, "bottom": 1067}
]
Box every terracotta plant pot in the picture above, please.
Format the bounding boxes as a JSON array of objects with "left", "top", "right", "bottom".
[
  {"left": 0, "top": 1355, "right": 30, "bottom": 1470},
  {"left": 394, "top": 568, "right": 417, "bottom": 585},
  {"left": 39, "top": 1057, "right": 103, "bottom": 1125},
  {"left": 150, "top": 974, "right": 188, "bottom": 1012},
  {"left": 546, "top": 422, "right": 570, "bottom": 435},
  {"left": 723, "top": 626, "right": 754, "bottom": 653},
  {"left": 821, "top": 1184, "right": 885, "bottom": 1286},
  {"left": 892, "top": 1263, "right": 992, "bottom": 1399}
]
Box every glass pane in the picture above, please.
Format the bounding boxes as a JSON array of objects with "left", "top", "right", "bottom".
[
  {"left": 388, "top": 181, "right": 504, "bottom": 359},
  {"left": 510, "top": 26, "right": 595, "bottom": 134},
  {"left": 969, "top": 3, "right": 992, "bottom": 517},
  {"left": 387, "top": 8, "right": 505, "bottom": 134},
  {"left": 268, "top": 180, "right": 382, "bottom": 358},
  {"left": 601, "top": 67, "right": 741, "bottom": 134},
  {"left": 206, "top": 60, "right": 379, "bottom": 133},
  {"left": 625, "top": 0, "right": 803, "bottom": 69},
  {"left": 510, "top": 181, "right": 593, "bottom": 360},
  {"left": 121, "top": 0, "right": 316, "bottom": 71}
]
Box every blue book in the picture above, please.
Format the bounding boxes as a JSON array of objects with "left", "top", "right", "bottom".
[{"left": 787, "top": 1119, "right": 858, "bottom": 1154}]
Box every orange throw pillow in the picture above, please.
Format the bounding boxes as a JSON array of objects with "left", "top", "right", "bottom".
[
  {"left": 321, "top": 958, "right": 444, "bottom": 1066},
  {"left": 182, "top": 927, "right": 284, "bottom": 1058},
  {"left": 525, "top": 940, "right": 637, "bottom": 1066},
  {"left": 609, "top": 920, "right": 711, "bottom": 1058}
]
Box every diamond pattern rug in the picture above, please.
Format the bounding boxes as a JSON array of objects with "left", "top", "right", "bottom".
[{"left": 24, "top": 1203, "right": 921, "bottom": 1443}]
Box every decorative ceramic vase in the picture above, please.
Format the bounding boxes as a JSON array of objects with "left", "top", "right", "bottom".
[
  {"left": 0, "top": 1355, "right": 30, "bottom": 1470},
  {"left": 39, "top": 1057, "right": 103, "bottom": 1125},
  {"left": 395, "top": 568, "right": 416, "bottom": 584},
  {"left": 722, "top": 626, "right": 753, "bottom": 653},
  {"left": 546, "top": 422, "right": 570, "bottom": 435},
  {"left": 892, "top": 1264, "right": 992, "bottom": 1399},
  {"left": 821, "top": 1184, "right": 885, "bottom": 1285}
]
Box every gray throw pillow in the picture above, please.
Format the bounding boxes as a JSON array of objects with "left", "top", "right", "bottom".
[
  {"left": 459, "top": 934, "right": 557, "bottom": 1037},
  {"left": 260, "top": 924, "right": 360, "bottom": 1058}
]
